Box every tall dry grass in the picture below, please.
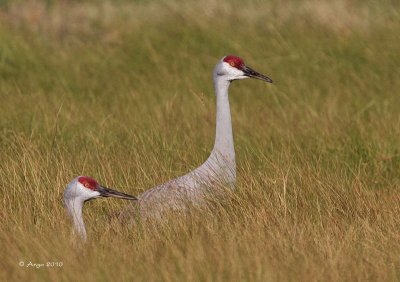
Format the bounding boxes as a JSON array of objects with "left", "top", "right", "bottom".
[{"left": 0, "top": 0, "right": 399, "bottom": 281}]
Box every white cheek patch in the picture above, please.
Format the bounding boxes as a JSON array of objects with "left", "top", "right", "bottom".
[
  {"left": 75, "top": 183, "right": 100, "bottom": 199},
  {"left": 221, "top": 62, "right": 244, "bottom": 76},
  {"left": 231, "top": 68, "right": 244, "bottom": 76}
]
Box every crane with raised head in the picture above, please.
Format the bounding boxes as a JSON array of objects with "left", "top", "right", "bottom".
[
  {"left": 128, "top": 55, "right": 273, "bottom": 220},
  {"left": 64, "top": 176, "right": 137, "bottom": 240}
]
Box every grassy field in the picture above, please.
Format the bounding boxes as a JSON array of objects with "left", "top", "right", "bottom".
[{"left": 1, "top": 0, "right": 400, "bottom": 281}]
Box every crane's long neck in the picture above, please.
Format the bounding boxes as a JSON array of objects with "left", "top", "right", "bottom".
[
  {"left": 213, "top": 79, "right": 234, "bottom": 159},
  {"left": 65, "top": 198, "right": 87, "bottom": 241},
  {"left": 204, "top": 77, "right": 236, "bottom": 184}
]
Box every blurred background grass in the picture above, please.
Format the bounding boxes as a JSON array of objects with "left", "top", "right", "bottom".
[{"left": 0, "top": 0, "right": 399, "bottom": 281}]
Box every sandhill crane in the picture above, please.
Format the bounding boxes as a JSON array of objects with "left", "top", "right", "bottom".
[
  {"left": 125, "top": 55, "right": 272, "bottom": 220},
  {"left": 64, "top": 176, "right": 137, "bottom": 240}
]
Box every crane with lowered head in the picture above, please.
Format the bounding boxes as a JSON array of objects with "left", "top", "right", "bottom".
[{"left": 64, "top": 176, "right": 137, "bottom": 241}]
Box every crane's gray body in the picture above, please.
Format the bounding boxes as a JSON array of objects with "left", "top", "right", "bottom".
[{"left": 138, "top": 149, "right": 236, "bottom": 219}]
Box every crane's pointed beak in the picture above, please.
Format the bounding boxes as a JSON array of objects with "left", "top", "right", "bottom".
[
  {"left": 243, "top": 66, "right": 273, "bottom": 83},
  {"left": 97, "top": 185, "right": 138, "bottom": 201}
]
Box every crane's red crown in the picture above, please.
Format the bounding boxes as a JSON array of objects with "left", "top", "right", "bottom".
[
  {"left": 78, "top": 176, "right": 99, "bottom": 191},
  {"left": 223, "top": 55, "right": 245, "bottom": 70}
]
